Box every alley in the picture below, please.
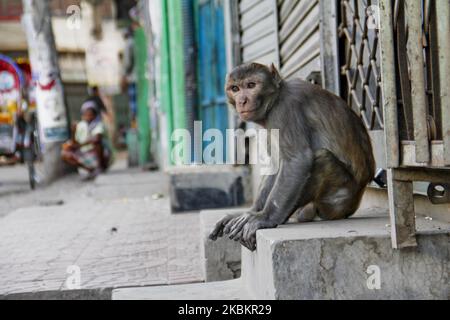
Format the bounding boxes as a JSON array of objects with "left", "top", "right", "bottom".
[
  {"left": 0, "top": 0, "right": 448, "bottom": 302},
  {"left": 0, "top": 156, "right": 203, "bottom": 298}
]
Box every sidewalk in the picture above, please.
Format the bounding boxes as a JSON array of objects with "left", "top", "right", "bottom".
[{"left": 0, "top": 158, "right": 203, "bottom": 299}]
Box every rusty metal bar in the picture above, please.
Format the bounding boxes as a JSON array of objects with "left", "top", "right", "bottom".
[
  {"left": 427, "top": 0, "right": 442, "bottom": 140},
  {"left": 271, "top": 0, "right": 281, "bottom": 68},
  {"left": 405, "top": 0, "right": 430, "bottom": 164},
  {"left": 392, "top": 167, "right": 450, "bottom": 184},
  {"left": 436, "top": 0, "right": 450, "bottom": 165},
  {"left": 387, "top": 169, "right": 417, "bottom": 249},
  {"left": 395, "top": 0, "right": 414, "bottom": 141},
  {"left": 320, "top": 0, "right": 341, "bottom": 95},
  {"left": 379, "top": 0, "right": 400, "bottom": 168}
]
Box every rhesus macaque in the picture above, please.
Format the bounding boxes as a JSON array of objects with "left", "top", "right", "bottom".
[{"left": 209, "top": 63, "right": 375, "bottom": 251}]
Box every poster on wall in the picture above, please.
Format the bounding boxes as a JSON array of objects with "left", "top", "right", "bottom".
[{"left": 34, "top": 70, "right": 68, "bottom": 143}]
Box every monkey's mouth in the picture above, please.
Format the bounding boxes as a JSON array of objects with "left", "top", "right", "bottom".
[{"left": 238, "top": 108, "right": 258, "bottom": 116}]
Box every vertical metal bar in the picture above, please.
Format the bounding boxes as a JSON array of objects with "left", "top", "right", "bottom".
[
  {"left": 387, "top": 169, "right": 417, "bottom": 249},
  {"left": 379, "top": 0, "right": 417, "bottom": 249},
  {"left": 271, "top": 0, "right": 281, "bottom": 68},
  {"left": 405, "top": 0, "right": 430, "bottom": 164},
  {"left": 378, "top": 0, "right": 400, "bottom": 168},
  {"left": 320, "top": 0, "right": 341, "bottom": 95},
  {"left": 223, "top": 0, "right": 241, "bottom": 71},
  {"left": 436, "top": 0, "right": 450, "bottom": 165},
  {"left": 160, "top": 0, "right": 174, "bottom": 165},
  {"left": 427, "top": 0, "right": 442, "bottom": 140},
  {"left": 167, "top": 0, "right": 187, "bottom": 133},
  {"left": 134, "top": 27, "right": 151, "bottom": 166},
  {"left": 395, "top": 0, "right": 414, "bottom": 141},
  {"left": 224, "top": 0, "right": 241, "bottom": 132}
]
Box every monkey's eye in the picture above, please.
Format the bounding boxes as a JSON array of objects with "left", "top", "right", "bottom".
[
  {"left": 247, "top": 82, "right": 256, "bottom": 89},
  {"left": 231, "top": 86, "right": 240, "bottom": 93}
]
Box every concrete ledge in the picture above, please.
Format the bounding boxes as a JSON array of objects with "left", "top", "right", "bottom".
[
  {"left": 0, "top": 289, "right": 112, "bottom": 300},
  {"left": 200, "top": 209, "right": 247, "bottom": 282},
  {"left": 168, "top": 165, "right": 252, "bottom": 213},
  {"left": 243, "top": 208, "right": 450, "bottom": 300},
  {"left": 112, "top": 279, "right": 253, "bottom": 300}
]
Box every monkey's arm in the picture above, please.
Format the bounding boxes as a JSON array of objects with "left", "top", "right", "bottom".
[
  {"left": 251, "top": 174, "right": 277, "bottom": 212},
  {"left": 210, "top": 151, "right": 314, "bottom": 250},
  {"left": 260, "top": 153, "right": 313, "bottom": 225},
  {"left": 209, "top": 164, "right": 276, "bottom": 241}
]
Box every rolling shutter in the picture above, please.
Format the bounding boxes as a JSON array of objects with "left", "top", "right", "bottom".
[
  {"left": 278, "top": 0, "right": 321, "bottom": 79},
  {"left": 239, "top": 0, "right": 279, "bottom": 66}
]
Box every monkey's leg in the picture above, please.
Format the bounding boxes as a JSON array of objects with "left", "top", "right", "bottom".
[
  {"left": 315, "top": 188, "right": 364, "bottom": 221},
  {"left": 311, "top": 149, "right": 364, "bottom": 221},
  {"left": 294, "top": 203, "right": 317, "bottom": 222}
]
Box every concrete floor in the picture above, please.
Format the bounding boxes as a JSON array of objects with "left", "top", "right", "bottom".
[{"left": 0, "top": 156, "right": 204, "bottom": 299}]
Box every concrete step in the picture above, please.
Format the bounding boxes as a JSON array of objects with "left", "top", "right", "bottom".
[
  {"left": 112, "top": 207, "right": 449, "bottom": 300},
  {"left": 243, "top": 208, "right": 449, "bottom": 299},
  {"left": 200, "top": 209, "right": 246, "bottom": 282},
  {"left": 168, "top": 165, "right": 252, "bottom": 213},
  {"left": 112, "top": 279, "right": 253, "bottom": 300}
]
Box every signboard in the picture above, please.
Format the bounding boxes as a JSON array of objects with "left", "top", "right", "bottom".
[{"left": 35, "top": 70, "right": 68, "bottom": 142}]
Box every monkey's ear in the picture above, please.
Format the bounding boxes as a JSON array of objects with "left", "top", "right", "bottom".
[{"left": 269, "top": 63, "right": 282, "bottom": 85}]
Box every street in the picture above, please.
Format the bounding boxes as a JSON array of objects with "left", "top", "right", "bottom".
[{"left": 0, "top": 154, "right": 203, "bottom": 298}]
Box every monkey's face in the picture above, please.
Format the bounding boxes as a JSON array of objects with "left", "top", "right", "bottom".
[{"left": 225, "top": 63, "right": 281, "bottom": 122}]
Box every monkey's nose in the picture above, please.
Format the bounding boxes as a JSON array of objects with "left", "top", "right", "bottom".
[{"left": 239, "top": 97, "right": 248, "bottom": 106}]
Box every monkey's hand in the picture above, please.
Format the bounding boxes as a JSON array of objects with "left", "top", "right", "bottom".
[
  {"left": 209, "top": 213, "right": 241, "bottom": 241},
  {"left": 209, "top": 212, "right": 276, "bottom": 251}
]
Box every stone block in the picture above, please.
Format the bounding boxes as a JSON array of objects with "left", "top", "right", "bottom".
[
  {"left": 169, "top": 165, "right": 252, "bottom": 213},
  {"left": 242, "top": 209, "right": 449, "bottom": 300},
  {"left": 200, "top": 209, "right": 247, "bottom": 282}
]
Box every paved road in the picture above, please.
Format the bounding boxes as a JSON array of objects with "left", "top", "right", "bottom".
[
  {"left": 0, "top": 159, "right": 203, "bottom": 298},
  {"left": 0, "top": 163, "right": 87, "bottom": 219}
]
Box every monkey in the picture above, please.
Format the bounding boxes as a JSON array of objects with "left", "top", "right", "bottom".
[{"left": 209, "top": 63, "right": 375, "bottom": 251}]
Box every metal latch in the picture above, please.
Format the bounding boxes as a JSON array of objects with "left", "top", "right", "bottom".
[{"left": 427, "top": 183, "right": 450, "bottom": 204}]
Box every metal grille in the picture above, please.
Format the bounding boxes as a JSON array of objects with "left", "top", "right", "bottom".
[{"left": 339, "top": 0, "right": 384, "bottom": 131}]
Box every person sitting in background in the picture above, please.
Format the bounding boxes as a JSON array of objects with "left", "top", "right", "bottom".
[
  {"left": 61, "top": 101, "right": 111, "bottom": 180},
  {"left": 85, "top": 86, "right": 108, "bottom": 118}
]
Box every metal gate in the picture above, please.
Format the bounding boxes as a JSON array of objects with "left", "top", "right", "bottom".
[
  {"left": 339, "top": 0, "right": 384, "bottom": 131},
  {"left": 329, "top": 0, "right": 450, "bottom": 248}
]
